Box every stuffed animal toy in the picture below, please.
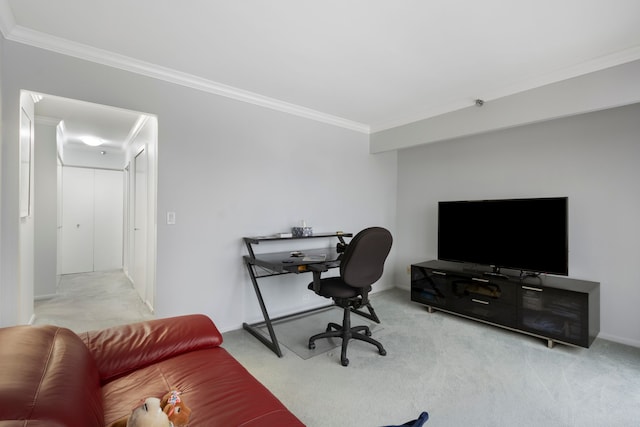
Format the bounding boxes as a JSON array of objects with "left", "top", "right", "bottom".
[
  {"left": 109, "top": 397, "right": 172, "bottom": 427},
  {"left": 160, "top": 390, "right": 192, "bottom": 426}
]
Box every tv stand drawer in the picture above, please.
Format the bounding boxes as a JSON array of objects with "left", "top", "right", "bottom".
[
  {"left": 450, "top": 277, "right": 516, "bottom": 304},
  {"left": 453, "top": 297, "right": 516, "bottom": 327}
]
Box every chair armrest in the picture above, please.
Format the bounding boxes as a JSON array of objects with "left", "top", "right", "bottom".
[
  {"left": 307, "top": 263, "right": 329, "bottom": 273},
  {"left": 308, "top": 263, "right": 330, "bottom": 293},
  {"left": 79, "top": 314, "right": 222, "bottom": 384}
]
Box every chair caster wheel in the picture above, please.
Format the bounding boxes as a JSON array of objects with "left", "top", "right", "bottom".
[
  {"left": 379, "top": 349, "right": 387, "bottom": 356},
  {"left": 341, "top": 358, "right": 349, "bottom": 367},
  {"left": 309, "top": 342, "right": 316, "bottom": 350}
]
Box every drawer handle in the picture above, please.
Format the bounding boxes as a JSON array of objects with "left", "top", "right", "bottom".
[
  {"left": 432, "top": 271, "right": 447, "bottom": 276},
  {"left": 522, "top": 286, "right": 543, "bottom": 292},
  {"left": 472, "top": 277, "right": 489, "bottom": 283},
  {"left": 471, "top": 299, "right": 489, "bottom": 305}
]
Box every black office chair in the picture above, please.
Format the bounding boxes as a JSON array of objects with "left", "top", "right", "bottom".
[{"left": 307, "top": 227, "right": 393, "bottom": 366}]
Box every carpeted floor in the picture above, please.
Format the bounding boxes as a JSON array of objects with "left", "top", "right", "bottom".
[
  {"left": 222, "top": 287, "right": 640, "bottom": 427},
  {"left": 33, "top": 270, "right": 154, "bottom": 332},
  {"left": 257, "top": 306, "right": 382, "bottom": 360},
  {"left": 33, "top": 275, "right": 640, "bottom": 426}
]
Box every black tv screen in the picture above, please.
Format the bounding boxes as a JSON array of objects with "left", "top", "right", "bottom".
[{"left": 438, "top": 197, "right": 568, "bottom": 275}]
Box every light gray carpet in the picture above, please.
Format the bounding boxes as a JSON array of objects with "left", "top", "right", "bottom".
[
  {"left": 223, "top": 288, "right": 640, "bottom": 427},
  {"left": 33, "top": 270, "right": 154, "bottom": 332},
  {"left": 32, "top": 277, "right": 640, "bottom": 426}
]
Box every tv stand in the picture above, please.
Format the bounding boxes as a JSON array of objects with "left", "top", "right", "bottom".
[
  {"left": 411, "top": 260, "right": 600, "bottom": 348},
  {"left": 483, "top": 271, "right": 509, "bottom": 279}
]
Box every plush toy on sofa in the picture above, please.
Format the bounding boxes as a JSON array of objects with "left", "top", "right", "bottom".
[
  {"left": 109, "top": 397, "right": 172, "bottom": 427},
  {"left": 160, "top": 390, "right": 192, "bottom": 426}
]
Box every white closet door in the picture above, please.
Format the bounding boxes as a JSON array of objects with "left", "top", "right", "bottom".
[
  {"left": 61, "top": 167, "right": 94, "bottom": 274},
  {"left": 94, "top": 169, "right": 124, "bottom": 271},
  {"left": 61, "top": 167, "right": 124, "bottom": 274}
]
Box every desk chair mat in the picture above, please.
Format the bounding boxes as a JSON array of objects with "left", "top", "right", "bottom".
[{"left": 258, "top": 306, "right": 383, "bottom": 360}]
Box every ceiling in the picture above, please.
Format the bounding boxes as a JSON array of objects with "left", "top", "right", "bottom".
[
  {"left": 3, "top": 0, "right": 640, "bottom": 135},
  {"left": 33, "top": 94, "right": 146, "bottom": 154}
]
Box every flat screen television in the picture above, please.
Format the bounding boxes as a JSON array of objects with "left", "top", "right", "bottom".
[{"left": 438, "top": 197, "right": 568, "bottom": 275}]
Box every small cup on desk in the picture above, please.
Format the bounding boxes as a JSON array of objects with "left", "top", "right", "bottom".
[{"left": 292, "top": 226, "right": 313, "bottom": 237}]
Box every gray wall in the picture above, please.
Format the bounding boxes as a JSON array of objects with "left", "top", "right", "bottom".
[
  {"left": 0, "top": 40, "right": 397, "bottom": 331},
  {"left": 395, "top": 103, "right": 640, "bottom": 347}
]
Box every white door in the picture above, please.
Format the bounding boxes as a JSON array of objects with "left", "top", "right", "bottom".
[
  {"left": 61, "top": 167, "right": 124, "bottom": 274},
  {"left": 61, "top": 167, "right": 94, "bottom": 274},
  {"left": 94, "top": 170, "right": 124, "bottom": 271},
  {"left": 133, "top": 149, "right": 148, "bottom": 299}
]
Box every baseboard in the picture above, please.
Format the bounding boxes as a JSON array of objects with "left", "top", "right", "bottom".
[
  {"left": 124, "top": 271, "right": 134, "bottom": 284},
  {"left": 28, "top": 314, "right": 36, "bottom": 325},
  {"left": 34, "top": 294, "right": 56, "bottom": 301},
  {"left": 144, "top": 300, "right": 155, "bottom": 314},
  {"left": 597, "top": 332, "right": 640, "bottom": 348}
]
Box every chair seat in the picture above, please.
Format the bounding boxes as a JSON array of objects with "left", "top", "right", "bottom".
[{"left": 308, "top": 278, "right": 371, "bottom": 299}]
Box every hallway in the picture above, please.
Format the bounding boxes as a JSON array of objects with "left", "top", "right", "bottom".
[{"left": 33, "top": 270, "right": 154, "bottom": 333}]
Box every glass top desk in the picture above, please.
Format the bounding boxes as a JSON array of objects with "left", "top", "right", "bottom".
[{"left": 242, "top": 232, "right": 380, "bottom": 357}]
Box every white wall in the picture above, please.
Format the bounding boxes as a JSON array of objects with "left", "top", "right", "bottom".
[
  {"left": 33, "top": 120, "right": 57, "bottom": 298},
  {"left": 0, "top": 40, "right": 398, "bottom": 331},
  {"left": 395, "top": 103, "right": 640, "bottom": 347},
  {"left": 14, "top": 91, "right": 35, "bottom": 324}
]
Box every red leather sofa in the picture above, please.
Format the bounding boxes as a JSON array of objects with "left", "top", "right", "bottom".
[{"left": 0, "top": 314, "right": 304, "bottom": 426}]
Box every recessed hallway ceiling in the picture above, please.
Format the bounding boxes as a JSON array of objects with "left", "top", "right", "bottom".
[
  {"left": 33, "top": 94, "right": 146, "bottom": 153},
  {"left": 3, "top": 0, "right": 640, "bottom": 132}
]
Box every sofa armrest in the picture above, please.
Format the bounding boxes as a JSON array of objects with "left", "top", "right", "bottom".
[{"left": 79, "top": 314, "right": 222, "bottom": 384}]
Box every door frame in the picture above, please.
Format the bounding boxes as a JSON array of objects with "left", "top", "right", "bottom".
[{"left": 123, "top": 115, "right": 158, "bottom": 312}]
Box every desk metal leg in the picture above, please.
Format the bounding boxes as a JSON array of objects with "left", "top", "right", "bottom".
[
  {"left": 352, "top": 303, "right": 381, "bottom": 323},
  {"left": 243, "top": 259, "right": 283, "bottom": 357}
]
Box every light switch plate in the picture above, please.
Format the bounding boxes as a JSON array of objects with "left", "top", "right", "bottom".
[{"left": 167, "top": 211, "right": 176, "bottom": 225}]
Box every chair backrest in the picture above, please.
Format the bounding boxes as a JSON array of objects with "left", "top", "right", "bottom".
[{"left": 340, "top": 227, "right": 393, "bottom": 288}]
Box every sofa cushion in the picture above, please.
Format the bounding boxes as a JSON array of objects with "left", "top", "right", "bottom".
[
  {"left": 101, "top": 346, "right": 304, "bottom": 426},
  {"left": 79, "top": 314, "right": 222, "bottom": 384},
  {"left": 0, "top": 325, "right": 103, "bottom": 427}
]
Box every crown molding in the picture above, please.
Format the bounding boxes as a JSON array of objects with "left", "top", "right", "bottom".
[
  {"left": 35, "top": 115, "right": 61, "bottom": 126},
  {"left": 479, "top": 45, "right": 640, "bottom": 109},
  {"left": 4, "top": 24, "right": 370, "bottom": 134},
  {"left": 123, "top": 115, "right": 150, "bottom": 150},
  {"left": 371, "top": 45, "right": 640, "bottom": 133}
]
